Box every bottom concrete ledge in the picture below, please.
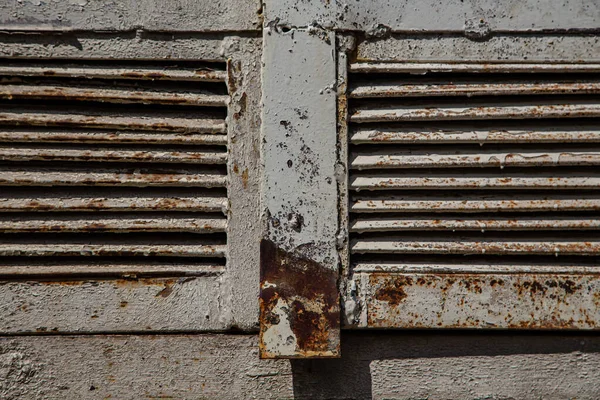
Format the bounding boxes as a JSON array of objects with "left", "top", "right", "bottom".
[{"left": 2, "top": 331, "right": 600, "bottom": 399}]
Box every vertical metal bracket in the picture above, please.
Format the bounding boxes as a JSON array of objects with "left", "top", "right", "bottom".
[{"left": 259, "top": 26, "right": 340, "bottom": 358}]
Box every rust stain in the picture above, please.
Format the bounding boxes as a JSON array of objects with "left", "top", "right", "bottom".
[
  {"left": 367, "top": 274, "right": 598, "bottom": 329},
  {"left": 373, "top": 276, "right": 409, "bottom": 305},
  {"left": 241, "top": 168, "right": 249, "bottom": 189},
  {"left": 259, "top": 239, "right": 340, "bottom": 359}
]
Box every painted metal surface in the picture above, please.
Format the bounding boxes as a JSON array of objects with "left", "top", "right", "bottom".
[
  {"left": 259, "top": 28, "right": 340, "bottom": 358},
  {"left": 360, "top": 273, "right": 600, "bottom": 329}
]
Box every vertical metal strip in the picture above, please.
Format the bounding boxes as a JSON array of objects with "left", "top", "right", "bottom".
[{"left": 259, "top": 27, "right": 340, "bottom": 358}]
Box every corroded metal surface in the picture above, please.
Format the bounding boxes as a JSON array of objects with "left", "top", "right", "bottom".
[
  {"left": 350, "top": 124, "right": 600, "bottom": 144},
  {"left": 352, "top": 236, "right": 600, "bottom": 255},
  {"left": 0, "top": 166, "right": 227, "bottom": 187},
  {"left": 259, "top": 28, "right": 340, "bottom": 358},
  {"left": 0, "top": 84, "right": 228, "bottom": 107},
  {"left": 351, "top": 216, "right": 600, "bottom": 232},
  {"left": 350, "top": 171, "right": 600, "bottom": 190},
  {"left": 0, "top": 146, "right": 227, "bottom": 164},
  {"left": 360, "top": 273, "right": 600, "bottom": 329},
  {"left": 350, "top": 81, "right": 600, "bottom": 99},
  {"left": 0, "top": 129, "right": 228, "bottom": 145},
  {"left": 351, "top": 101, "right": 600, "bottom": 123},
  {"left": 351, "top": 193, "right": 600, "bottom": 213},
  {"left": 0, "top": 215, "right": 226, "bottom": 233},
  {"left": 351, "top": 147, "right": 600, "bottom": 169},
  {"left": 0, "top": 242, "right": 226, "bottom": 258},
  {"left": 0, "top": 262, "right": 225, "bottom": 277},
  {"left": 0, "top": 63, "right": 227, "bottom": 82},
  {"left": 259, "top": 240, "right": 340, "bottom": 358},
  {"left": 350, "top": 63, "right": 600, "bottom": 74},
  {"left": 0, "top": 190, "right": 227, "bottom": 212},
  {"left": 0, "top": 110, "right": 225, "bottom": 133}
]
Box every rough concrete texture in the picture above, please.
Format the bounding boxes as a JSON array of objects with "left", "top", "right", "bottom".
[
  {"left": 265, "top": 0, "right": 599, "bottom": 32},
  {"left": 0, "top": 0, "right": 261, "bottom": 32},
  {"left": 2, "top": 332, "right": 600, "bottom": 399}
]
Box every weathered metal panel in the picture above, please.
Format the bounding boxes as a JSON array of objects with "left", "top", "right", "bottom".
[
  {"left": 259, "top": 28, "right": 340, "bottom": 358},
  {"left": 0, "top": 51, "right": 237, "bottom": 332},
  {"left": 347, "top": 59, "right": 600, "bottom": 330},
  {"left": 0, "top": 0, "right": 261, "bottom": 32},
  {"left": 360, "top": 273, "right": 600, "bottom": 329},
  {"left": 266, "top": 0, "right": 600, "bottom": 32}
]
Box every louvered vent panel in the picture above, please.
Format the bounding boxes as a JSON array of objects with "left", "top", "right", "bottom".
[
  {"left": 0, "top": 60, "right": 229, "bottom": 277},
  {"left": 348, "top": 63, "right": 600, "bottom": 273}
]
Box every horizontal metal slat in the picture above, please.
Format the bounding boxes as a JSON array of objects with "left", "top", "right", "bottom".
[
  {"left": 0, "top": 216, "right": 227, "bottom": 233},
  {"left": 0, "top": 192, "right": 227, "bottom": 213},
  {"left": 0, "top": 243, "right": 226, "bottom": 257},
  {"left": 0, "top": 262, "right": 226, "bottom": 277},
  {"left": 350, "top": 63, "right": 600, "bottom": 74},
  {"left": 352, "top": 262, "right": 600, "bottom": 274},
  {"left": 351, "top": 216, "right": 600, "bottom": 232},
  {"left": 0, "top": 64, "right": 227, "bottom": 82},
  {"left": 350, "top": 147, "right": 600, "bottom": 169},
  {"left": 350, "top": 125, "right": 600, "bottom": 144},
  {"left": 0, "top": 146, "right": 227, "bottom": 164},
  {"left": 351, "top": 194, "right": 600, "bottom": 213},
  {"left": 0, "top": 129, "right": 228, "bottom": 145},
  {"left": 350, "top": 172, "right": 600, "bottom": 190},
  {"left": 350, "top": 101, "right": 600, "bottom": 123},
  {"left": 351, "top": 237, "right": 600, "bottom": 255},
  {"left": 0, "top": 84, "right": 228, "bottom": 107},
  {"left": 0, "top": 111, "right": 226, "bottom": 133},
  {"left": 349, "top": 81, "right": 600, "bottom": 98},
  {"left": 0, "top": 167, "right": 227, "bottom": 187}
]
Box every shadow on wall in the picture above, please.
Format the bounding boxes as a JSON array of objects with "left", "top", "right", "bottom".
[{"left": 291, "top": 331, "right": 600, "bottom": 400}]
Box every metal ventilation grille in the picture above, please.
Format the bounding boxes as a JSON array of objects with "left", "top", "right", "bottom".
[
  {"left": 348, "top": 63, "right": 600, "bottom": 273},
  {"left": 0, "top": 60, "right": 229, "bottom": 277}
]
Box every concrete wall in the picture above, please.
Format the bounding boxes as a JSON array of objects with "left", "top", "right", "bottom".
[{"left": 2, "top": 332, "right": 600, "bottom": 399}]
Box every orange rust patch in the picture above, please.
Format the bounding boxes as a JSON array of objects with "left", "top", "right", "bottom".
[{"left": 259, "top": 239, "right": 339, "bottom": 358}]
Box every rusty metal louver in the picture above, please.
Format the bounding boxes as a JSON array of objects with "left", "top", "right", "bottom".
[
  {"left": 347, "top": 62, "right": 600, "bottom": 329},
  {"left": 0, "top": 60, "right": 229, "bottom": 277}
]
